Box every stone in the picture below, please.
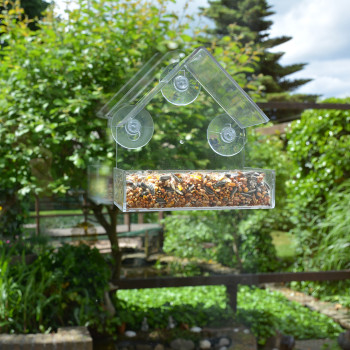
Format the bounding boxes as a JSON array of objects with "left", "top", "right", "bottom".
[
  {"left": 199, "top": 339, "right": 211, "bottom": 349},
  {"left": 170, "top": 338, "right": 195, "bottom": 350},
  {"left": 167, "top": 316, "right": 176, "bottom": 329},
  {"left": 135, "top": 344, "right": 152, "bottom": 350},
  {"left": 125, "top": 330, "right": 137, "bottom": 338},
  {"left": 141, "top": 317, "right": 149, "bottom": 332},
  {"left": 338, "top": 330, "right": 350, "bottom": 350},
  {"left": 218, "top": 338, "right": 230, "bottom": 347},
  {"left": 154, "top": 344, "right": 165, "bottom": 350},
  {"left": 190, "top": 326, "right": 202, "bottom": 333}
]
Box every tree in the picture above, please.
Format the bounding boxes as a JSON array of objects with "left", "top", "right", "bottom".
[
  {"left": 0, "top": 0, "right": 263, "bottom": 280},
  {"left": 0, "top": 0, "right": 187, "bottom": 280},
  {"left": 0, "top": 0, "right": 49, "bottom": 32},
  {"left": 202, "top": 0, "right": 318, "bottom": 122}
]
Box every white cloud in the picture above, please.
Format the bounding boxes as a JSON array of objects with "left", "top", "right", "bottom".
[
  {"left": 291, "top": 59, "right": 350, "bottom": 98},
  {"left": 268, "top": 0, "right": 350, "bottom": 98}
]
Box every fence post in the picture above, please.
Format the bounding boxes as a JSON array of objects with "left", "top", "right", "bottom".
[
  {"left": 34, "top": 195, "right": 40, "bottom": 236},
  {"left": 145, "top": 230, "right": 149, "bottom": 257},
  {"left": 226, "top": 283, "right": 238, "bottom": 313},
  {"left": 138, "top": 213, "right": 144, "bottom": 224},
  {"left": 124, "top": 213, "right": 131, "bottom": 232}
]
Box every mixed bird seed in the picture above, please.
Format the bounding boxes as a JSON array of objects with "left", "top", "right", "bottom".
[{"left": 125, "top": 171, "right": 272, "bottom": 209}]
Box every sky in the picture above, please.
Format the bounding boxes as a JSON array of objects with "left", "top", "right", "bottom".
[{"left": 55, "top": 0, "right": 350, "bottom": 99}]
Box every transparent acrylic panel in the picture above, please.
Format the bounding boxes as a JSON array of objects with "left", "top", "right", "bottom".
[
  {"left": 87, "top": 165, "right": 113, "bottom": 204},
  {"left": 113, "top": 86, "right": 246, "bottom": 171},
  {"left": 114, "top": 167, "right": 126, "bottom": 211},
  {"left": 114, "top": 168, "right": 274, "bottom": 212},
  {"left": 98, "top": 47, "right": 268, "bottom": 143},
  {"left": 185, "top": 48, "right": 269, "bottom": 128}
]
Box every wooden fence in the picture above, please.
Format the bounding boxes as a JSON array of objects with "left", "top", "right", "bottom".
[
  {"left": 115, "top": 270, "right": 350, "bottom": 312},
  {"left": 30, "top": 195, "right": 152, "bottom": 236}
]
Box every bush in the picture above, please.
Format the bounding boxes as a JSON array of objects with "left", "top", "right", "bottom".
[
  {"left": 0, "top": 244, "right": 114, "bottom": 334},
  {"left": 117, "top": 285, "right": 343, "bottom": 345},
  {"left": 285, "top": 98, "right": 350, "bottom": 307},
  {"left": 286, "top": 98, "right": 350, "bottom": 240},
  {"left": 291, "top": 181, "right": 350, "bottom": 307}
]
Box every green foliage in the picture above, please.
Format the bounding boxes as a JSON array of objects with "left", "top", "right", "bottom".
[
  {"left": 290, "top": 180, "right": 350, "bottom": 307},
  {"left": 0, "top": 244, "right": 113, "bottom": 334},
  {"left": 117, "top": 286, "right": 233, "bottom": 329},
  {"left": 0, "top": 0, "right": 180, "bottom": 200},
  {"left": 0, "top": 189, "right": 29, "bottom": 236},
  {"left": 0, "top": 234, "right": 49, "bottom": 255},
  {"left": 117, "top": 285, "right": 342, "bottom": 345},
  {"left": 286, "top": 98, "right": 350, "bottom": 258},
  {"left": 286, "top": 98, "right": 350, "bottom": 306},
  {"left": 238, "top": 286, "right": 342, "bottom": 345},
  {"left": 163, "top": 127, "right": 293, "bottom": 272}
]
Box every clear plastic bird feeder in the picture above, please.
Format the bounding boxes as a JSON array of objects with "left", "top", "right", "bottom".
[{"left": 98, "top": 47, "right": 275, "bottom": 212}]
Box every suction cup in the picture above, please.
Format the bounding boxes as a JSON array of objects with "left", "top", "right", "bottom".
[
  {"left": 207, "top": 114, "right": 246, "bottom": 156},
  {"left": 110, "top": 105, "right": 154, "bottom": 149},
  {"left": 160, "top": 63, "right": 201, "bottom": 106}
]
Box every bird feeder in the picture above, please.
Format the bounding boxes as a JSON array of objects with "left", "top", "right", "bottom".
[{"left": 97, "top": 47, "right": 275, "bottom": 212}]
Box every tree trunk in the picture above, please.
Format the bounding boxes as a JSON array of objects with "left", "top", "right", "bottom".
[
  {"left": 232, "top": 230, "right": 243, "bottom": 272},
  {"left": 90, "top": 201, "right": 122, "bottom": 282},
  {"left": 107, "top": 205, "right": 122, "bottom": 282}
]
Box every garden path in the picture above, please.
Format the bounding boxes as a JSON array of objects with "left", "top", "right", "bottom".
[
  {"left": 295, "top": 338, "right": 339, "bottom": 350},
  {"left": 267, "top": 284, "right": 350, "bottom": 329}
]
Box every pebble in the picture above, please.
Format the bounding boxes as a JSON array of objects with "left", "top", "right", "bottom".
[
  {"left": 190, "top": 326, "right": 202, "bottom": 333},
  {"left": 218, "top": 338, "right": 230, "bottom": 346},
  {"left": 199, "top": 339, "right": 211, "bottom": 349},
  {"left": 154, "top": 345, "right": 165, "bottom": 350},
  {"left": 170, "top": 338, "right": 195, "bottom": 350},
  {"left": 243, "top": 329, "right": 250, "bottom": 334},
  {"left": 125, "top": 330, "right": 137, "bottom": 337},
  {"left": 233, "top": 328, "right": 239, "bottom": 332}
]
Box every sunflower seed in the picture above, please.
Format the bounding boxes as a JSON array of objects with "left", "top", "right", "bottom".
[
  {"left": 187, "top": 184, "right": 195, "bottom": 192},
  {"left": 241, "top": 193, "right": 252, "bottom": 198},
  {"left": 172, "top": 173, "right": 183, "bottom": 183},
  {"left": 164, "top": 186, "right": 174, "bottom": 192},
  {"left": 175, "top": 189, "right": 184, "bottom": 195},
  {"left": 141, "top": 182, "right": 148, "bottom": 190},
  {"left": 263, "top": 181, "right": 270, "bottom": 190},
  {"left": 214, "top": 180, "right": 227, "bottom": 188},
  {"left": 204, "top": 186, "right": 215, "bottom": 195},
  {"left": 160, "top": 175, "right": 171, "bottom": 181},
  {"left": 147, "top": 183, "right": 155, "bottom": 195},
  {"left": 126, "top": 180, "right": 135, "bottom": 189},
  {"left": 156, "top": 198, "right": 166, "bottom": 204},
  {"left": 230, "top": 187, "right": 238, "bottom": 198}
]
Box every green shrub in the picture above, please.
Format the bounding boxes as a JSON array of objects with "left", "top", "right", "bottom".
[
  {"left": 286, "top": 98, "right": 350, "bottom": 244},
  {"left": 117, "top": 285, "right": 342, "bottom": 345},
  {"left": 291, "top": 180, "right": 350, "bottom": 307},
  {"left": 163, "top": 209, "right": 279, "bottom": 272},
  {"left": 285, "top": 99, "right": 350, "bottom": 300},
  {"left": 0, "top": 244, "right": 113, "bottom": 334}
]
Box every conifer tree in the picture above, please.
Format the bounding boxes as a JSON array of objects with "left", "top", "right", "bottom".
[{"left": 203, "top": 0, "right": 317, "bottom": 122}]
